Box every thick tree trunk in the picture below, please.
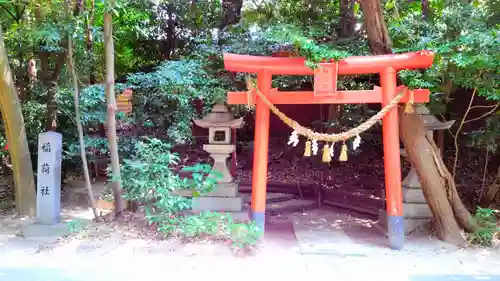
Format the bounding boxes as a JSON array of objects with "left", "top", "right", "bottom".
[
  {"left": 104, "top": 9, "right": 125, "bottom": 216},
  {"left": 360, "top": 0, "right": 477, "bottom": 245},
  {"left": 359, "top": 0, "right": 392, "bottom": 54},
  {"left": 399, "top": 111, "right": 466, "bottom": 245},
  {"left": 0, "top": 26, "right": 37, "bottom": 216}
]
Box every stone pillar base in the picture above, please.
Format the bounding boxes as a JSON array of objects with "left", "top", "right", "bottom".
[
  {"left": 205, "top": 182, "right": 239, "bottom": 197},
  {"left": 192, "top": 196, "right": 243, "bottom": 212},
  {"left": 378, "top": 209, "right": 431, "bottom": 235}
]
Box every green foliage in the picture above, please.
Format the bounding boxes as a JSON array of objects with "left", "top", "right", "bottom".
[
  {"left": 468, "top": 114, "right": 500, "bottom": 153},
  {"left": 67, "top": 219, "right": 87, "bottom": 233},
  {"left": 158, "top": 211, "right": 262, "bottom": 249},
  {"left": 389, "top": 2, "right": 499, "bottom": 155},
  {"left": 120, "top": 138, "right": 261, "bottom": 249},
  {"left": 265, "top": 24, "right": 350, "bottom": 67},
  {"left": 122, "top": 59, "right": 227, "bottom": 144},
  {"left": 468, "top": 207, "right": 499, "bottom": 247},
  {"left": 93, "top": 0, "right": 160, "bottom": 75},
  {"left": 390, "top": 3, "right": 499, "bottom": 100},
  {"left": 120, "top": 138, "right": 190, "bottom": 209},
  {"left": 119, "top": 137, "right": 222, "bottom": 215}
]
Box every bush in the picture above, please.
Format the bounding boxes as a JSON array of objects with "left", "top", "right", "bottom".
[
  {"left": 468, "top": 207, "right": 500, "bottom": 247},
  {"left": 120, "top": 138, "right": 262, "bottom": 250}
]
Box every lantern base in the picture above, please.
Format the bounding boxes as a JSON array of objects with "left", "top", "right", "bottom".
[{"left": 192, "top": 196, "right": 243, "bottom": 212}]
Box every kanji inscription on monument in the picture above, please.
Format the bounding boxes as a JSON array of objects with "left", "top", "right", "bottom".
[{"left": 36, "top": 131, "right": 63, "bottom": 225}]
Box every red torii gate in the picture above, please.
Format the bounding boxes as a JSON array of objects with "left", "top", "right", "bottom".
[{"left": 223, "top": 51, "right": 435, "bottom": 250}]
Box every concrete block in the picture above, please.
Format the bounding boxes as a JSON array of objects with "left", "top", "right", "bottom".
[
  {"left": 192, "top": 196, "right": 243, "bottom": 212},
  {"left": 402, "top": 187, "right": 427, "bottom": 204}
]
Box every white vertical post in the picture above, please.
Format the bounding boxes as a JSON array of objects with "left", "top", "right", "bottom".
[{"left": 36, "top": 131, "right": 63, "bottom": 225}]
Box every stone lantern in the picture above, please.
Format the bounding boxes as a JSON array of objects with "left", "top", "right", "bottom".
[
  {"left": 379, "top": 105, "right": 455, "bottom": 234},
  {"left": 191, "top": 103, "right": 244, "bottom": 213}
]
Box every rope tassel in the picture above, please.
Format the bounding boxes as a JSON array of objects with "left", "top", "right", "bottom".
[
  {"left": 404, "top": 90, "right": 415, "bottom": 114},
  {"left": 304, "top": 140, "right": 312, "bottom": 157},
  {"left": 339, "top": 141, "right": 348, "bottom": 161},
  {"left": 244, "top": 79, "right": 409, "bottom": 163},
  {"left": 322, "top": 144, "right": 331, "bottom": 163}
]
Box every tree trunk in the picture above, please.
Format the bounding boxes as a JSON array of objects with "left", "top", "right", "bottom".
[
  {"left": 360, "top": 0, "right": 477, "bottom": 245},
  {"left": 421, "top": 0, "right": 429, "bottom": 19},
  {"left": 66, "top": 4, "right": 99, "bottom": 221},
  {"left": 85, "top": 0, "right": 96, "bottom": 84},
  {"left": 338, "top": 0, "right": 356, "bottom": 38},
  {"left": 479, "top": 166, "right": 500, "bottom": 208},
  {"left": 165, "top": 3, "right": 174, "bottom": 60},
  {"left": 104, "top": 8, "right": 125, "bottom": 216},
  {"left": 219, "top": 0, "right": 243, "bottom": 30},
  {"left": 359, "top": 0, "right": 392, "bottom": 54},
  {"left": 399, "top": 110, "right": 466, "bottom": 245},
  {"left": 39, "top": 51, "right": 65, "bottom": 132},
  {"left": 35, "top": 0, "right": 66, "bottom": 131},
  {"left": 0, "top": 26, "right": 37, "bottom": 216}
]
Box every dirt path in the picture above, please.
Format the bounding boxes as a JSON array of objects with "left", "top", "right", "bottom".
[{"left": 2, "top": 204, "right": 500, "bottom": 281}]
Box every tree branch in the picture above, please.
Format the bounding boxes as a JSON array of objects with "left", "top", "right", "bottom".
[
  {"left": 464, "top": 103, "right": 499, "bottom": 124},
  {"left": 470, "top": 104, "right": 499, "bottom": 110}
]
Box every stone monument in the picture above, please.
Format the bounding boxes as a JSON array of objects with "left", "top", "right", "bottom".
[
  {"left": 36, "top": 131, "right": 63, "bottom": 225},
  {"left": 191, "top": 103, "right": 244, "bottom": 213},
  {"left": 379, "top": 105, "right": 455, "bottom": 234}
]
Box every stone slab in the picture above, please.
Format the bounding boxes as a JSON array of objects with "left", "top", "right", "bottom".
[
  {"left": 403, "top": 187, "right": 427, "bottom": 204},
  {"left": 18, "top": 223, "right": 70, "bottom": 240},
  {"left": 378, "top": 209, "right": 431, "bottom": 235},
  {"left": 192, "top": 196, "right": 243, "bottom": 212},
  {"left": 292, "top": 216, "right": 368, "bottom": 256}
]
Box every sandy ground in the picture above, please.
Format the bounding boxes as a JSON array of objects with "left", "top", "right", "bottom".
[
  {"left": 1, "top": 180, "right": 499, "bottom": 280},
  {"left": 1, "top": 204, "right": 500, "bottom": 281}
]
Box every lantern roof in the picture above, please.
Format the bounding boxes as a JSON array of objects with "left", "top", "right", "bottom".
[
  {"left": 415, "top": 105, "right": 455, "bottom": 130},
  {"left": 193, "top": 103, "right": 244, "bottom": 129}
]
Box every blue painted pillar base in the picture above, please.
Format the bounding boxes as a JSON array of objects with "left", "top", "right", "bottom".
[
  {"left": 387, "top": 215, "right": 404, "bottom": 250},
  {"left": 251, "top": 211, "right": 265, "bottom": 236}
]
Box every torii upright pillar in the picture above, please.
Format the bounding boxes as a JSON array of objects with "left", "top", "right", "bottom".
[
  {"left": 250, "top": 70, "right": 272, "bottom": 230},
  {"left": 381, "top": 67, "right": 403, "bottom": 249}
]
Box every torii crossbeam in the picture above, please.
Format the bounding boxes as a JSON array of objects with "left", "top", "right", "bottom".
[{"left": 223, "top": 51, "right": 435, "bottom": 250}]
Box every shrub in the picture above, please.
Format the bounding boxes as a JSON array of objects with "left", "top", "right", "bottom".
[{"left": 120, "top": 138, "right": 262, "bottom": 250}]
